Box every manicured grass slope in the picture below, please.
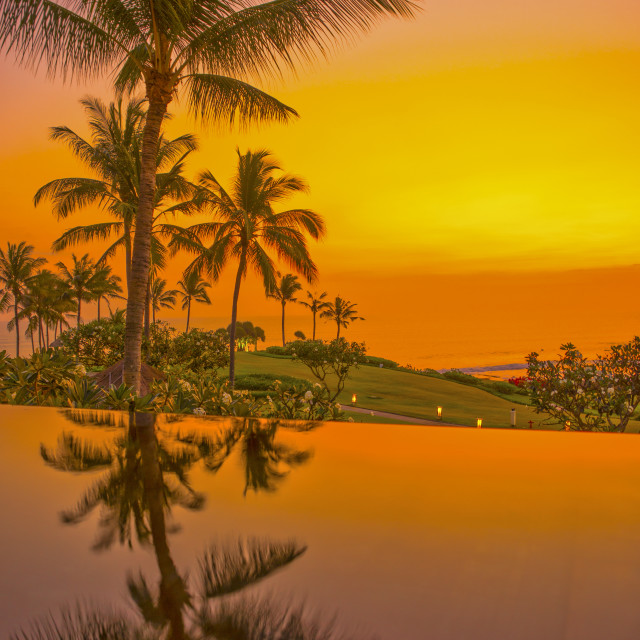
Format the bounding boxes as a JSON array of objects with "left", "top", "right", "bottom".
[{"left": 230, "top": 352, "right": 613, "bottom": 430}]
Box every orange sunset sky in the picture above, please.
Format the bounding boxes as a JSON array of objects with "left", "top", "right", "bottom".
[{"left": 0, "top": 0, "right": 639, "bottom": 368}]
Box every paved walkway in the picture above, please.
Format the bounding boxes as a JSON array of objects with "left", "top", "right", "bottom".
[{"left": 339, "top": 404, "right": 464, "bottom": 427}]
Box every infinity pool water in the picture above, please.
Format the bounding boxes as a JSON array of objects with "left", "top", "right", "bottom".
[{"left": 2, "top": 405, "right": 640, "bottom": 639}]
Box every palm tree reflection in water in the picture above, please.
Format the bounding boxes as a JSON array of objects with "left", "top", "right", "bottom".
[{"left": 19, "top": 411, "right": 358, "bottom": 639}]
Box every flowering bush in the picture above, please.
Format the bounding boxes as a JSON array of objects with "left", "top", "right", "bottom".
[
  {"left": 261, "top": 381, "right": 345, "bottom": 421},
  {"left": 507, "top": 376, "right": 529, "bottom": 387},
  {"left": 164, "top": 328, "right": 229, "bottom": 374},
  {"left": 526, "top": 339, "right": 640, "bottom": 432},
  {"left": 288, "top": 339, "right": 366, "bottom": 401}
]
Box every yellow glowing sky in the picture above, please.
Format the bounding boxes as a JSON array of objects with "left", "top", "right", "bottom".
[{"left": 0, "top": 0, "right": 639, "bottom": 365}]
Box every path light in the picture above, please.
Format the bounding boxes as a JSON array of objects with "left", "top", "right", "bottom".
[
  {"left": 477, "top": 418, "right": 482, "bottom": 429},
  {"left": 564, "top": 421, "right": 571, "bottom": 431},
  {"left": 351, "top": 393, "right": 357, "bottom": 405},
  {"left": 510, "top": 408, "right": 516, "bottom": 428},
  {"left": 437, "top": 406, "right": 442, "bottom": 419}
]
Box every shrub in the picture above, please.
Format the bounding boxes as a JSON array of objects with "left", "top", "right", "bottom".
[
  {"left": 363, "top": 355, "right": 398, "bottom": 369},
  {"left": 234, "top": 373, "right": 311, "bottom": 393},
  {"left": 442, "top": 369, "right": 480, "bottom": 385},
  {"left": 265, "top": 346, "right": 290, "bottom": 357}
]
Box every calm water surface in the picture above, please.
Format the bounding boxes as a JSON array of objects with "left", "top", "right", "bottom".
[{"left": 2, "top": 406, "right": 640, "bottom": 638}]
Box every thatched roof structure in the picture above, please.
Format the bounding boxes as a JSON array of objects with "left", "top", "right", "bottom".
[{"left": 94, "top": 359, "right": 166, "bottom": 396}]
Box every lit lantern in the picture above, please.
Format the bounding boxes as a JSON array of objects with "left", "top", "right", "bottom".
[
  {"left": 351, "top": 393, "right": 357, "bottom": 404},
  {"left": 477, "top": 418, "right": 482, "bottom": 428},
  {"left": 437, "top": 406, "right": 442, "bottom": 419},
  {"left": 564, "top": 421, "right": 571, "bottom": 431}
]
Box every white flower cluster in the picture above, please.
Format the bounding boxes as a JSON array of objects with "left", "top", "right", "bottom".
[
  {"left": 222, "top": 392, "right": 232, "bottom": 405},
  {"left": 74, "top": 364, "right": 87, "bottom": 377},
  {"left": 193, "top": 407, "right": 206, "bottom": 416}
]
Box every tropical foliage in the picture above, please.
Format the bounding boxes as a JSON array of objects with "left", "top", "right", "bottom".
[
  {"left": 299, "top": 290, "right": 330, "bottom": 340},
  {"left": 526, "top": 339, "right": 640, "bottom": 432}
]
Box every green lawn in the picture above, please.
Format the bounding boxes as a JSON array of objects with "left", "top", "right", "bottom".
[{"left": 226, "top": 352, "right": 629, "bottom": 430}]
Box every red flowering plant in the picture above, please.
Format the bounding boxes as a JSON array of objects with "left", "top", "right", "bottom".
[{"left": 526, "top": 338, "right": 640, "bottom": 432}]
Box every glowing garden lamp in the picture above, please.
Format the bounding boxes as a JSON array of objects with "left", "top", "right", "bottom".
[
  {"left": 476, "top": 418, "right": 482, "bottom": 429},
  {"left": 351, "top": 393, "right": 357, "bottom": 405},
  {"left": 437, "top": 406, "right": 443, "bottom": 419},
  {"left": 564, "top": 421, "right": 571, "bottom": 431}
]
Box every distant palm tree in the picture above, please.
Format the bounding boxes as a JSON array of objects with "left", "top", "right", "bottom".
[
  {"left": 1, "top": 0, "right": 417, "bottom": 393},
  {"left": 177, "top": 272, "right": 212, "bottom": 333},
  {"left": 91, "top": 264, "right": 124, "bottom": 321},
  {"left": 56, "top": 254, "right": 98, "bottom": 328},
  {"left": 12, "top": 269, "right": 66, "bottom": 350},
  {"left": 269, "top": 273, "right": 302, "bottom": 347},
  {"left": 0, "top": 242, "right": 46, "bottom": 356},
  {"left": 171, "top": 149, "right": 325, "bottom": 387},
  {"left": 299, "top": 290, "right": 330, "bottom": 340},
  {"left": 151, "top": 277, "right": 179, "bottom": 324},
  {"left": 321, "top": 296, "right": 365, "bottom": 339}
]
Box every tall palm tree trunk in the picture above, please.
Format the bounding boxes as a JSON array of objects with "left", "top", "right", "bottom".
[
  {"left": 124, "top": 90, "right": 170, "bottom": 393},
  {"left": 336, "top": 321, "right": 340, "bottom": 340},
  {"left": 281, "top": 301, "right": 286, "bottom": 347},
  {"left": 124, "top": 219, "right": 132, "bottom": 292},
  {"left": 30, "top": 329, "right": 35, "bottom": 354},
  {"left": 45, "top": 322, "right": 50, "bottom": 348},
  {"left": 97, "top": 296, "right": 101, "bottom": 321},
  {"left": 152, "top": 304, "right": 156, "bottom": 325},
  {"left": 13, "top": 300, "right": 20, "bottom": 357},
  {"left": 312, "top": 312, "right": 317, "bottom": 341},
  {"left": 39, "top": 318, "right": 44, "bottom": 350},
  {"left": 144, "top": 275, "right": 151, "bottom": 341},
  {"left": 77, "top": 297, "right": 82, "bottom": 328},
  {"left": 229, "top": 254, "right": 246, "bottom": 389},
  {"left": 185, "top": 298, "right": 191, "bottom": 333}
]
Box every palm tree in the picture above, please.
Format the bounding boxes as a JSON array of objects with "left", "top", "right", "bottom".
[
  {"left": 37, "top": 97, "right": 199, "bottom": 291},
  {"left": 299, "top": 290, "right": 330, "bottom": 340},
  {"left": 150, "top": 277, "right": 179, "bottom": 324},
  {"left": 1, "top": 0, "right": 417, "bottom": 392},
  {"left": 12, "top": 269, "right": 65, "bottom": 350},
  {"left": 268, "top": 273, "right": 302, "bottom": 347},
  {"left": 91, "top": 264, "right": 124, "bottom": 320},
  {"left": 56, "top": 254, "right": 99, "bottom": 328},
  {"left": 321, "top": 296, "right": 365, "bottom": 339},
  {"left": 171, "top": 149, "right": 325, "bottom": 387},
  {"left": 177, "top": 271, "right": 212, "bottom": 333},
  {"left": 0, "top": 242, "right": 46, "bottom": 356}
]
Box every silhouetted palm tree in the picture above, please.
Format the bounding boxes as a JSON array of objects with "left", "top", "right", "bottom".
[
  {"left": 177, "top": 272, "right": 212, "bottom": 333},
  {"left": 171, "top": 149, "right": 325, "bottom": 387},
  {"left": 321, "top": 296, "right": 365, "bottom": 339},
  {"left": 151, "top": 276, "right": 179, "bottom": 324},
  {"left": 269, "top": 273, "right": 302, "bottom": 347},
  {"left": 91, "top": 264, "right": 124, "bottom": 320},
  {"left": 0, "top": 241, "right": 46, "bottom": 356},
  {"left": 56, "top": 254, "right": 99, "bottom": 328},
  {"left": 300, "top": 290, "right": 330, "bottom": 340}
]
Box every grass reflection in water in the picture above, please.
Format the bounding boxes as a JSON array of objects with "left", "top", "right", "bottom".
[{"left": 15, "top": 411, "right": 366, "bottom": 640}]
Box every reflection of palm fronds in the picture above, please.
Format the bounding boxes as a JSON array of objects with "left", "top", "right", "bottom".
[
  {"left": 40, "top": 433, "right": 112, "bottom": 472},
  {"left": 60, "top": 409, "right": 125, "bottom": 428},
  {"left": 177, "top": 427, "right": 241, "bottom": 473},
  {"left": 200, "top": 538, "right": 306, "bottom": 598},
  {"left": 10, "top": 605, "right": 133, "bottom": 640},
  {"left": 200, "top": 596, "right": 339, "bottom": 640}
]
